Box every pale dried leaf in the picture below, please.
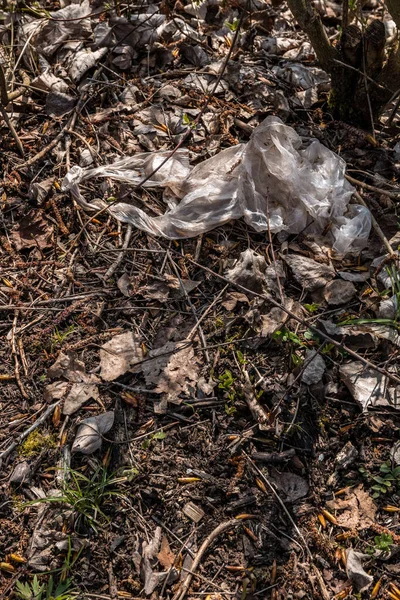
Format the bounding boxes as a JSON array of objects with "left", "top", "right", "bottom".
[
  {"left": 323, "top": 280, "right": 356, "bottom": 305},
  {"left": 283, "top": 254, "right": 335, "bottom": 292},
  {"left": 346, "top": 549, "right": 373, "bottom": 592},
  {"left": 340, "top": 362, "right": 397, "bottom": 410},
  {"left": 11, "top": 210, "right": 53, "bottom": 251},
  {"left": 326, "top": 485, "right": 376, "bottom": 529},
  {"left": 225, "top": 249, "right": 267, "bottom": 294},
  {"left": 100, "top": 332, "right": 144, "bottom": 381},
  {"left": 142, "top": 341, "right": 199, "bottom": 405},
  {"left": 71, "top": 411, "right": 114, "bottom": 454}
]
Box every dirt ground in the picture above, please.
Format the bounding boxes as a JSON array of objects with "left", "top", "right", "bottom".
[{"left": 0, "top": 1, "right": 400, "bottom": 599}]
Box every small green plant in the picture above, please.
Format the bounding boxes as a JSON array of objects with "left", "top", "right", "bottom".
[
  {"left": 225, "top": 18, "right": 239, "bottom": 32},
  {"left": 218, "top": 370, "right": 237, "bottom": 415},
  {"left": 359, "top": 462, "right": 400, "bottom": 498},
  {"left": 14, "top": 574, "right": 76, "bottom": 600},
  {"left": 272, "top": 328, "right": 304, "bottom": 346},
  {"left": 142, "top": 430, "right": 167, "bottom": 450},
  {"left": 51, "top": 325, "right": 76, "bottom": 349},
  {"left": 366, "top": 532, "right": 393, "bottom": 555},
  {"left": 26, "top": 466, "right": 125, "bottom": 534},
  {"left": 304, "top": 303, "right": 319, "bottom": 313},
  {"left": 291, "top": 352, "right": 303, "bottom": 367}
]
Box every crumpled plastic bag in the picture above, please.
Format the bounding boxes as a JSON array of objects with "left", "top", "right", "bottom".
[{"left": 62, "top": 116, "right": 371, "bottom": 254}]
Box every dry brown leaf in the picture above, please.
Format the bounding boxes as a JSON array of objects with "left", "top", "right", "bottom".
[
  {"left": 282, "top": 254, "right": 335, "bottom": 292},
  {"left": 100, "top": 332, "right": 144, "bottom": 381},
  {"left": 157, "top": 536, "right": 175, "bottom": 569},
  {"left": 142, "top": 341, "right": 199, "bottom": 408},
  {"left": 326, "top": 485, "right": 376, "bottom": 529},
  {"left": 221, "top": 291, "right": 249, "bottom": 311},
  {"left": 11, "top": 210, "right": 53, "bottom": 251}
]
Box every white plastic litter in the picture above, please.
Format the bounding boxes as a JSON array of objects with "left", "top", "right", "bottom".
[{"left": 62, "top": 116, "right": 371, "bottom": 253}]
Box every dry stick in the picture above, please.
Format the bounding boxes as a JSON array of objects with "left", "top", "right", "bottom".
[
  {"left": 168, "top": 251, "right": 210, "bottom": 363},
  {"left": 243, "top": 453, "right": 330, "bottom": 600},
  {"left": 0, "top": 104, "right": 24, "bottom": 156},
  {"left": 186, "top": 284, "right": 229, "bottom": 341},
  {"left": 179, "top": 253, "right": 400, "bottom": 386},
  {"left": 104, "top": 224, "right": 133, "bottom": 281},
  {"left": 172, "top": 518, "right": 251, "bottom": 600},
  {"left": 346, "top": 174, "right": 400, "bottom": 200},
  {"left": 241, "top": 367, "right": 270, "bottom": 430},
  {"left": 0, "top": 63, "right": 24, "bottom": 155},
  {"left": 16, "top": 114, "right": 74, "bottom": 170},
  {"left": 10, "top": 310, "right": 28, "bottom": 399},
  {"left": 0, "top": 401, "right": 61, "bottom": 467}
]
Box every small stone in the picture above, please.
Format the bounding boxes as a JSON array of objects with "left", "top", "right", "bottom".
[
  {"left": 323, "top": 280, "right": 356, "bottom": 305},
  {"left": 10, "top": 461, "right": 31, "bottom": 484},
  {"left": 335, "top": 441, "right": 358, "bottom": 470}
]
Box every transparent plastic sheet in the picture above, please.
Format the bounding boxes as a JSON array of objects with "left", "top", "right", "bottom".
[{"left": 62, "top": 116, "right": 371, "bottom": 253}]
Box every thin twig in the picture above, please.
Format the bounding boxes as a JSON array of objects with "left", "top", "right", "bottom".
[
  {"left": 104, "top": 225, "right": 133, "bottom": 281},
  {"left": 186, "top": 284, "right": 229, "bottom": 341},
  {"left": 172, "top": 518, "right": 251, "bottom": 600},
  {"left": 0, "top": 401, "right": 61, "bottom": 467},
  {"left": 10, "top": 310, "right": 28, "bottom": 399},
  {"left": 346, "top": 174, "right": 400, "bottom": 199}
]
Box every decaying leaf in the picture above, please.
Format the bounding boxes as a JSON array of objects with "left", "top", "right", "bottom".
[
  {"left": 71, "top": 411, "right": 114, "bottom": 454},
  {"left": 100, "top": 332, "right": 144, "bottom": 381},
  {"left": 24, "top": 0, "right": 92, "bottom": 57},
  {"left": 133, "top": 527, "right": 178, "bottom": 595},
  {"left": 345, "top": 549, "right": 373, "bottom": 592},
  {"left": 269, "top": 471, "right": 309, "bottom": 503},
  {"left": 221, "top": 291, "right": 249, "bottom": 311},
  {"left": 301, "top": 349, "right": 326, "bottom": 385},
  {"left": 45, "top": 381, "right": 100, "bottom": 416},
  {"left": 282, "top": 254, "right": 335, "bottom": 292},
  {"left": 10, "top": 210, "right": 53, "bottom": 251},
  {"left": 68, "top": 48, "right": 108, "bottom": 82},
  {"left": 225, "top": 249, "right": 267, "bottom": 293},
  {"left": 143, "top": 274, "right": 200, "bottom": 302},
  {"left": 157, "top": 536, "right": 175, "bottom": 569},
  {"left": 46, "top": 352, "right": 100, "bottom": 415},
  {"left": 260, "top": 298, "right": 294, "bottom": 337},
  {"left": 322, "top": 279, "right": 356, "bottom": 305},
  {"left": 326, "top": 485, "right": 376, "bottom": 529},
  {"left": 142, "top": 341, "right": 199, "bottom": 410},
  {"left": 10, "top": 461, "right": 31, "bottom": 485},
  {"left": 340, "top": 361, "right": 399, "bottom": 410}
]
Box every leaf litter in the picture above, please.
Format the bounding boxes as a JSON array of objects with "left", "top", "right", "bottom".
[{"left": 0, "top": 0, "right": 400, "bottom": 598}]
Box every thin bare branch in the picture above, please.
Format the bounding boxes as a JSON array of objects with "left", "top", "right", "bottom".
[{"left": 286, "top": 0, "right": 338, "bottom": 72}]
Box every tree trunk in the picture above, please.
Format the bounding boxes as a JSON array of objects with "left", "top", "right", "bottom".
[{"left": 286, "top": 0, "right": 400, "bottom": 127}]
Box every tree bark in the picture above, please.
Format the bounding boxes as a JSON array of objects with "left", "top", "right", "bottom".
[
  {"left": 286, "top": 0, "right": 339, "bottom": 72},
  {"left": 386, "top": 0, "right": 400, "bottom": 30},
  {"left": 286, "top": 0, "right": 400, "bottom": 126}
]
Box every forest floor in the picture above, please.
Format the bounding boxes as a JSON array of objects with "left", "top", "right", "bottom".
[{"left": 0, "top": 1, "right": 400, "bottom": 599}]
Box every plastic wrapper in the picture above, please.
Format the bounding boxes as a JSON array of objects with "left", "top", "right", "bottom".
[{"left": 62, "top": 116, "right": 371, "bottom": 253}]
